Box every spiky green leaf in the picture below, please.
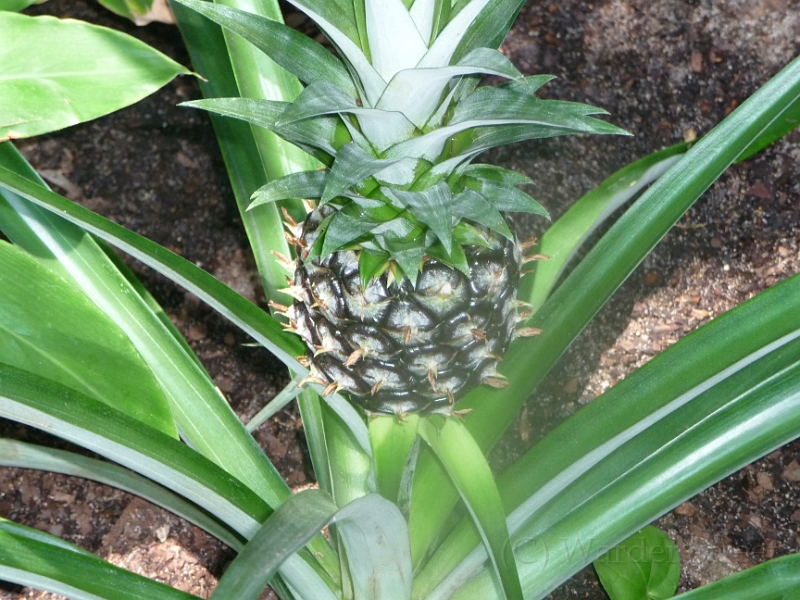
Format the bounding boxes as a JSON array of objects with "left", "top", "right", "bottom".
[
  {"left": 249, "top": 170, "right": 328, "bottom": 208},
  {"left": 182, "top": 97, "right": 340, "bottom": 163},
  {"left": 323, "top": 142, "right": 402, "bottom": 202},
  {"left": 465, "top": 177, "right": 549, "bottom": 217},
  {"left": 384, "top": 182, "right": 455, "bottom": 254}
]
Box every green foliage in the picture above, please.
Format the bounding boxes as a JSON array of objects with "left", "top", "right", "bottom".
[
  {"left": 594, "top": 527, "right": 680, "bottom": 600},
  {"left": 0, "top": 0, "right": 799, "bottom": 599}
]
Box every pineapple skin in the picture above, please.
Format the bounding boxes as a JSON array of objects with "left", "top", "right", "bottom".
[{"left": 291, "top": 206, "right": 522, "bottom": 415}]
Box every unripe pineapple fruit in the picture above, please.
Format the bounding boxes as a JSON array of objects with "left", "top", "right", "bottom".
[{"left": 181, "top": 0, "right": 627, "bottom": 415}]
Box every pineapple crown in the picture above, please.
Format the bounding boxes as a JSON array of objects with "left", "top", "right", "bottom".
[{"left": 180, "top": 0, "right": 629, "bottom": 285}]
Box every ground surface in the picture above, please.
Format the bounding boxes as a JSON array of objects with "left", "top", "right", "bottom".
[{"left": 2, "top": 0, "right": 800, "bottom": 598}]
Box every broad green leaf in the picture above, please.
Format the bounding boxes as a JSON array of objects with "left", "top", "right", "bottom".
[
  {"left": 0, "top": 12, "right": 189, "bottom": 141},
  {"left": 387, "top": 95, "right": 628, "bottom": 162},
  {"left": 249, "top": 170, "right": 328, "bottom": 208},
  {"left": 523, "top": 143, "right": 686, "bottom": 312},
  {"left": 320, "top": 207, "right": 379, "bottom": 257},
  {"left": 334, "top": 494, "right": 413, "bottom": 600},
  {"left": 97, "top": 0, "right": 173, "bottom": 25},
  {"left": 365, "top": 0, "right": 427, "bottom": 82},
  {"left": 675, "top": 553, "right": 800, "bottom": 600},
  {"left": 0, "top": 438, "right": 242, "bottom": 550},
  {"left": 406, "top": 51, "right": 800, "bottom": 575},
  {"left": 0, "top": 527, "right": 200, "bottom": 600},
  {"left": 170, "top": 1, "right": 303, "bottom": 309},
  {"left": 0, "top": 0, "right": 40, "bottom": 10},
  {"left": 593, "top": 526, "right": 680, "bottom": 600},
  {"left": 418, "top": 417, "right": 522, "bottom": 600},
  {"left": 174, "top": 0, "right": 355, "bottom": 95},
  {"left": 212, "top": 490, "right": 338, "bottom": 600},
  {"left": 462, "top": 163, "right": 533, "bottom": 186},
  {"left": 368, "top": 414, "right": 420, "bottom": 503},
  {"left": 0, "top": 241, "right": 176, "bottom": 437}
]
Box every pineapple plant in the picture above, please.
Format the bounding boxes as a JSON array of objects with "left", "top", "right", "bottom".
[{"left": 183, "top": 0, "right": 627, "bottom": 416}]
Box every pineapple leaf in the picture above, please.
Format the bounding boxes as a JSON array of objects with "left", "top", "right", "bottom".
[
  {"left": 173, "top": 0, "right": 355, "bottom": 96},
  {"left": 279, "top": 82, "right": 416, "bottom": 152},
  {"left": 377, "top": 48, "right": 523, "bottom": 129},
  {"left": 320, "top": 206, "right": 378, "bottom": 258},
  {"left": 248, "top": 170, "right": 328, "bottom": 209},
  {"left": 426, "top": 239, "right": 470, "bottom": 276},
  {"left": 365, "top": 0, "right": 428, "bottom": 83},
  {"left": 450, "top": 90, "right": 614, "bottom": 126},
  {"left": 457, "top": 117, "right": 629, "bottom": 158},
  {"left": 452, "top": 187, "right": 513, "bottom": 238},
  {"left": 502, "top": 74, "right": 558, "bottom": 95},
  {"left": 359, "top": 248, "right": 391, "bottom": 285},
  {"left": 451, "top": 0, "right": 526, "bottom": 63},
  {"left": 284, "top": 0, "right": 386, "bottom": 107},
  {"left": 408, "top": 0, "right": 436, "bottom": 42},
  {"left": 282, "top": 0, "right": 358, "bottom": 44},
  {"left": 386, "top": 241, "right": 426, "bottom": 286},
  {"left": 418, "top": 0, "right": 493, "bottom": 68},
  {"left": 463, "top": 163, "right": 534, "bottom": 186},
  {"left": 465, "top": 177, "right": 550, "bottom": 217},
  {"left": 323, "top": 143, "right": 403, "bottom": 203},
  {"left": 181, "top": 97, "right": 339, "bottom": 163},
  {"left": 453, "top": 222, "right": 492, "bottom": 248},
  {"left": 383, "top": 182, "right": 455, "bottom": 254}
]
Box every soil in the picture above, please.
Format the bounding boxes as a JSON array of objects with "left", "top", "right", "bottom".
[{"left": 3, "top": 0, "right": 800, "bottom": 598}]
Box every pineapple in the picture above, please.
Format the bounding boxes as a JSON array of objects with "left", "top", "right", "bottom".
[{"left": 182, "top": 0, "right": 626, "bottom": 415}]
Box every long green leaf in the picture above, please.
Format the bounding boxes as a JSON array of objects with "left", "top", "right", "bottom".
[
  {"left": 674, "top": 553, "right": 800, "bottom": 599},
  {"left": 0, "top": 362, "right": 337, "bottom": 598},
  {"left": 407, "top": 52, "right": 800, "bottom": 571},
  {"left": 169, "top": 0, "right": 305, "bottom": 307},
  {"left": 0, "top": 161, "right": 304, "bottom": 370},
  {"left": 523, "top": 142, "right": 686, "bottom": 312},
  {"left": 0, "top": 145, "right": 297, "bottom": 511},
  {"left": 0, "top": 527, "right": 200, "bottom": 600},
  {"left": 418, "top": 417, "right": 522, "bottom": 600},
  {"left": 0, "top": 438, "right": 242, "bottom": 551},
  {"left": 0, "top": 241, "right": 175, "bottom": 437},
  {"left": 212, "top": 490, "right": 338, "bottom": 600},
  {"left": 0, "top": 12, "right": 189, "bottom": 141},
  {"left": 416, "top": 271, "right": 800, "bottom": 599}
]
